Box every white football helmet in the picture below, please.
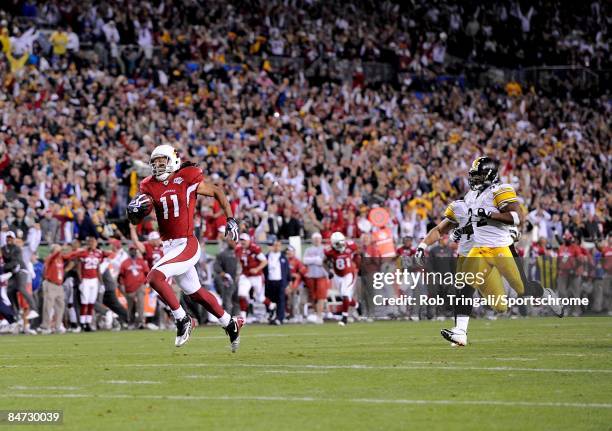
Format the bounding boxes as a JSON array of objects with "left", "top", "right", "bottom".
[
  {"left": 330, "top": 231, "right": 347, "bottom": 252},
  {"left": 150, "top": 144, "right": 181, "bottom": 181}
]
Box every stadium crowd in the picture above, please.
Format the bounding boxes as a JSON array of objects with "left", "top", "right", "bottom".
[
  {"left": 1, "top": 0, "right": 610, "bottom": 74},
  {"left": 0, "top": 0, "right": 610, "bottom": 334}
]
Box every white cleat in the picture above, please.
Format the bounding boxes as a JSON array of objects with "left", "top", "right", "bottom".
[
  {"left": 175, "top": 316, "right": 194, "bottom": 347},
  {"left": 26, "top": 310, "right": 39, "bottom": 320},
  {"left": 441, "top": 327, "right": 467, "bottom": 346},
  {"left": 543, "top": 287, "right": 564, "bottom": 317}
]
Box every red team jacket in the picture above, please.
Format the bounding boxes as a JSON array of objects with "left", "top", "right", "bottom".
[
  {"left": 325, "top": 242, "right": 360, "bottom": 277},
  {"left": 140, "top": 166, "right": 204, "bottom": 241},
  {"left": 119, "top": 258, "right": 150, "bottom": 293}
]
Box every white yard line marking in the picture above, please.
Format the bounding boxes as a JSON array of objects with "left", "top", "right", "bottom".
[
  {"left": 9, "top": 385, "right": 81, "bottom": 391},
  {"left": 0, "top": 393, "right": 609, "bottom": 409},
  {"left": 118, "top": 363, "right": 612, "bottom": 374},
  {"left": 103, "top": 380, "right": 161, "bottom": 384},
  {"left": 493, "top": 357, "right": 538, "bottom": 362},
  {"left": 3, "top": 362, "right": 611, "bottom": 374},
  {"left": 182, "top": 375, "right": 223, "bottom": 379}
]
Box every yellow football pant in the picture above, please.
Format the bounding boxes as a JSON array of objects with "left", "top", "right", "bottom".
[
  {"left": 457, "top": 255, "right": 504, "bottom": 312},
  {"left": 461, "top": 246, "right": 525, "bottom": 313}
]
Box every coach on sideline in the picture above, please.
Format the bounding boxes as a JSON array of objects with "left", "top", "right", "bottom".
[
  {"left": 40, "top": 244, "right": 69, "bottom": 333},
  {"left": 264, "top": 240, "right": 290, "bottom": 324}
]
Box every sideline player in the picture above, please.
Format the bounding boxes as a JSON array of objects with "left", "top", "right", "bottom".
[
  {"left": 235, "top": 233, "right": 268, "bottom": 321},
  {"left": 130, "top": 225, "right": 164, "bottom": 268},
  {"left": 127, "top": 144, "right": 244, "bottom": 351},
  {"left": 325, "top": 232, "right": 360, "bottom": 326},
  {"left": 64, "top": 237, "right": 112, "bottom": 331}
]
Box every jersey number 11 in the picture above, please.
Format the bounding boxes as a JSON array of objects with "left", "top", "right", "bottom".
[{"left": 160, "top": 194, "right": 179, "bottom": 219}]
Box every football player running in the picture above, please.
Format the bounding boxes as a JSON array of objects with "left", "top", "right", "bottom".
[
  {"left": 423, "top": 157, "right": 562, "bottom": 346},
  {"left": 325, "top": 232, "right": 360, "bottom": 326},
  {"left": 127, "top": 144, "right": 244, "bottom": 351},
  {"left": 415, "top": 199, "right": 483, "bottom": 345},
  {"left": 415, "top": 200, "right": 525, "bottom": 346}
]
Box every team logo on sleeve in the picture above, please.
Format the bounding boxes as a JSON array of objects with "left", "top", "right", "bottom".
[{"left": 173, "top": 177, "right": 184, "bottom": 184}]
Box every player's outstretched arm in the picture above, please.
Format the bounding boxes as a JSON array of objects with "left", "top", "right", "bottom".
[
  {"left": 420, "top": 218, "right": 456, "bottom": 249},
  {"left": 129, "top": 224, "right": 146, "bottom": 254},
  {"left": 415, "top": 218, "right": 456, "bottom": 266},
  {"left": 197, "top": 181, "right": 239, "bottom": 241},
  {"left": 196, "top": 181, "right": 233, "bottom": 217}
]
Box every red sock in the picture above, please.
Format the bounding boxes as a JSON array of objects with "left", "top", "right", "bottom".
[
  {"left": 342, "top": 297, "right": 350, "bottom": 314},
  {"left": 80, "top": 304, "right": 87, "bottom": 319},
  {"left": 188, "top": 288, "right": 224, "bottom": 319},
  {"left": 88, "top": 303, "right": 95, "bottom": 315},
  {"left": 147, "top": 269, "right": 180, "bottom": 310},
  {"left": 263, "top": 297, "right": 271, "bottom": 307},
  {"left": 239, "top": 297, "right": 249, "bottom": 312}
]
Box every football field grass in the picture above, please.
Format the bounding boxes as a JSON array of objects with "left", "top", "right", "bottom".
[{"left": 1, "top": 317, "right": 611, "bottom": 431}]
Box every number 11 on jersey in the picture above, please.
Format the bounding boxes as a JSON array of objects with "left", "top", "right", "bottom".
[{"left": 160, "top": 194, "right": 179, "bottom": 219}]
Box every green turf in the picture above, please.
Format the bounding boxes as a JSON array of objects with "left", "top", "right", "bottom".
[{"left": 1, "top": 318, "right": 611, "bottom": 431}]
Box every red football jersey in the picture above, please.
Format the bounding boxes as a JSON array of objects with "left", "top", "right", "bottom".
[
  {"left": 71, "top": 248, "right": 110, "bottom": 279},
  {"left": 235, "top": 243, "right": 265, "bottom": 276},
  {"left": 144, "top": 242, "right": 163, "bottom": 267},
  {"left": 325, "top": 242, "right": 359, "bottom": 276},
  {"left": 140, "top": 166, "right": 204, "bottom": 241}
]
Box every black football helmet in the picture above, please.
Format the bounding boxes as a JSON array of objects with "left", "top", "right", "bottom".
[{"left": 468, "top": 157, "right": 499, "bottom": 191}]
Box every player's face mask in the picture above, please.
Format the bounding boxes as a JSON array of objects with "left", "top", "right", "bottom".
[
  {"left": 468, "top": 171, "right": 483, "bottom": 190},
  {"left": 151, "top": 156, "right": 170, "bottom": 180},
  {"left": 333, "top": 240, "right": 346, "bottom": 252}
]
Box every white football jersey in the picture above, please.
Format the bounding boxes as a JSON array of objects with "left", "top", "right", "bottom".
[
  {"left": 443, "top": 200, "right": 473, "bottom": 256},
  {"left": 464, "top": 183, "right": 519, "bottom": 248}
]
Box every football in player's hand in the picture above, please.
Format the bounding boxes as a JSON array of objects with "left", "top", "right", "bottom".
[{"left": 127, "top": 194, "right": 153, "bottom": 225}]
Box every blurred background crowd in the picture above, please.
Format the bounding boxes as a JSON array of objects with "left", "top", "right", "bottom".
[{"left": 0, "top": 0, "right": 610, "bottom": 334}]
